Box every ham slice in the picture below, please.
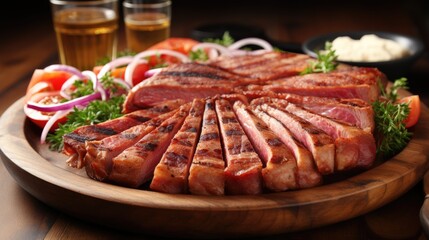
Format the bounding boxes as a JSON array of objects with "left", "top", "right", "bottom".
[
  {"left": 216, "top": 99, "right": 263, "bottom": 195},
  {"left": 150, "top": 99, "right": 205, "bottom": 194},
  {"left": 233, "top": 100, "right": 298, "bottom": 192},
  {"left": 108, "top": 103, "right": 190, "bottom": 188},
  {"left": 188, "top": 99, "right": 226, "bottom": 195}
]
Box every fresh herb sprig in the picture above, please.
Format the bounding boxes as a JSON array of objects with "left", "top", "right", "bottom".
[
  {"left": 47, "top": 95, "right": 125, "bottom": 151},
  {"left": 301, "top": 42, "right": 338, "bottom": 75},
  {"left": 372, "top": 78, "right": 411, "bottom": 159},
  {"left": 204, "top": 31, "right": 235, "bottom": 47},
  {"left": 189, "top": 48, "right": 209, "bottom": 62}
]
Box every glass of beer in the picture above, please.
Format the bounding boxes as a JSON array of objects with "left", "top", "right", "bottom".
[
  {"left": 123, "top": 0, "right": 171, "bottom": 53},
  {"left": 50, "top": 0, "right": 118, "bottom": 70}
]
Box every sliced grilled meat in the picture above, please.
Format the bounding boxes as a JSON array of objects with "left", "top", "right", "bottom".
[
  {"left": 251, "top": 106, "right": 322, "bottom": 188},
  {"left": 188, "top": 99, "right": 226, "bottom": 195},
  {"left": 84, "top": 110, "right": 177, "bottom": 181},
  {"left": 108, "top": 103, "right": 191, "bottom": 188},
  {"left": 246, "top": 91, "right": 374, "bottom": 132},
  {"left": 150, "top": 99, "right": 205, "bottom": 194},
  {"left": 216, "top": 99, "right": 263, "bottom": 195},
  {"left": 233, "top": 100, "right": 298, "bottom": 192},
  {"left": 274, "top": 99, "right": 376, "bottom": 170},
  {"left": 63, "top": 99, "right": 184, "bottom": 168},
  {"left": 254, "top": 103, "right": 335, "bottom": 175}
]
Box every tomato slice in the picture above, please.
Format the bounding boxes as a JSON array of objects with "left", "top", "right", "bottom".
[
  {"left": 26, "top": 70, "right": 72, "bottom": 95},
  {"left": 148, "top": 38, "right": 199, "bottom": 54},
  {"left": 24, "top": 91, "right": 68, "bottom": 130},
  {"left": 397, "top": 95, "right": 421, "bottom": 128},
  {"left": 93, "top": 62, "right": 150, "bottom": 86}
]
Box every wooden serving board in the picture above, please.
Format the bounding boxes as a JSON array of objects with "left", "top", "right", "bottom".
[{"left": 1, "top": 97, "right": 429, "bottom": 239}]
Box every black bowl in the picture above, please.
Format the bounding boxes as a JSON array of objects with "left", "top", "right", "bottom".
[{"left": 302, "top": 31, "right": 425, "bottom": 79}]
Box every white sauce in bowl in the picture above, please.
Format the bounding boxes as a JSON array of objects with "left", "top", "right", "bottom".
[{"left": 331, "top": 34, "right": 409, "bottom": 62}]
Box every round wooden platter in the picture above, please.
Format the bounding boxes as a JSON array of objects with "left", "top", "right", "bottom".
[{"left": 1, "top": 97, "right": 429, "bottom": 239}]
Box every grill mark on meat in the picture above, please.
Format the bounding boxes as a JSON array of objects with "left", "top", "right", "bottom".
[
  {"left": 122, "top": 133, "right": 138, "bottom": 139},
  {"left": 150, "top": 99, "right": 205, "bottom": 194},
  {"left": 64, "top": 133, "right": 96, "bottom": 143},
  {"left": 216, "top": 99, "right": 263, "bottom": 195},
  {"left": 204, "top": 118, "right": 217, "bottom": 125},
  {"left": 158, "top": 123, "right": 175, "bottom": 133},
  {"left": 222, "top": 117, "right": 238, "bottom": 124},
  {"left": 185, "top": 127, "right": 197, "bottom": 133},
  {"left": 267, "top": 138, "right": 282, "bottom": 146},
  {"left": 125, "top": 115, "right": 151, "bottom": 123},
  {"left": 140, "top": 142, "right": 158, "bottom": 151},
  {"left": 206, "top": 101, "right": 214, "bottom": 110},
  {"left": 161, "top": 71, "right": 227, "bottom": 80},
  {"left": 200, "top": 132, "right": 219, "bottom": 141}
]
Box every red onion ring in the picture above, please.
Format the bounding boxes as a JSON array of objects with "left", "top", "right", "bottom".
[
  {"left": 27, "top": 92, "right": 101, "bottom": 112},
  {"left": 82, "top": 70, "right": 99, "bottom": 91},
  {"left": 144, "top": 68, "right": 163, "bottom": 78},
  {"left": 60, "top": 75, "right": 81, "bottom": 100},
  {"left": 97, "top": 56, "right": 134, "bottom": 79},
  {"left": 44, "top": 64, "right": 86, "bottom": 79},
  {"left": 40, "top": 109, "right": 72, "bottom": 144},
  {"left": 228, "top": 38, "right": 273, "bottom": 51},
  {"left": 192, "top": 43, "right": 229, "bottom": 59}
]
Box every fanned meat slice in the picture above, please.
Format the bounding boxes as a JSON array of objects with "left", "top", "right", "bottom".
[
  {"left": 108, "top": 103, "right": 191, "bottom": 188},
  {"left": 150, "top": 99, "right": 205, "bottom": 194},
  {"left": 216, "top": 99, "right": 263, "bottom": 195},
  {"left": 188, "top": 99, "right": 226, "bottom": 196},
  {"left": 63, "top": 99, "right": 184, "bottom": 168},
  {"left": 245, "top": 91, "right": 374, "bottom": 132},
  {"left": 254, "top": 102, "right": 335, "bottom": 175},
  {"left": 274, "top": 99, "right": 376, "bottom": 170},
  {"left": 208, "top": 51, "right": 311, "bottom": 80},
  {"left": 233, "top": 100, "right": 298, "bottom": 192},
  {"left": 242, "top": 67, "right": 385, "bottom": 102},
  {"left": 84, "top": 110, "right": 177, "bottom": 181},
  {"left": 250, "top": 107, "right": 322, "bottom": 188}
]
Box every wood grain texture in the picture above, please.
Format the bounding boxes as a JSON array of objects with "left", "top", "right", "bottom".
[{"left": 1, "top": 95, "right": 429, "bottom": 239}]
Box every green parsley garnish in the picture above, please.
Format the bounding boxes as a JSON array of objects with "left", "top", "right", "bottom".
[
  {"left": 301, "top": 42, "right": 338, "bottom": 74},
  {"left": 372, "top": 78, "right": 412, "bottom": 159},
  {"left": 189, "top": 48, "right": 209, "bottom": 62},
  {"left": 204, "top": 31, "right": 235, "bottom": 47},
  {"left": 96, "top": 49, "right": 137, "bottom": 66},
  {"left": 47, "top": 95, "right": 125, "bottom": 151}
]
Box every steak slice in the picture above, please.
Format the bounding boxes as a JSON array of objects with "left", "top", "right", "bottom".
[
  {"left": 233, "top": 100, "right": 298, "bottom": 192},
  {"left": 188, "top": 99, "right": 226, "bottom": 195},
  {"left": 208, "top": 51, "right": 311, "bottom": 80},
  {"left": 242, "top": 67, "right": 385, "bottom": 102},
  {"left": 254, "top": 102, "right": 335, "bottom": 175},
  {"left": 275, "top": 99, "right": 376, "bottom": 170},
  {"left": 150, "top": 99, "right": 205, "bottom": 194},
  {"left": 216, "top": 99, "right": 263, "bottom": 195},
  {"left": 108, "top": 103, "right": 190, "bottom": 188},
  {"left": 84, "top": 110, "right": 177, "bottom": 181},
  {"left": 251, "top": 107, "right": 322, "bottom": 188},
  {"left": 63, "top": 99, "right": 184, "bottom": 168},
  {"left": 246, "top": 91, "right": 374, "bottom": 132}
]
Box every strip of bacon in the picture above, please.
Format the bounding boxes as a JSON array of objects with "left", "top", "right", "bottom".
[
  {"left": 216, "top": 99, "right": 263, "bottom": 195},
  {"left": 233, "top": 100, "right": 298, "bottom": 192},
  {"left": 150, "top": 99, "right": 205, "bottom": 194},
  {"left": 84, "top": 110, "right": 177, "bottom": 181},
  {"left": 108, "top": 103, "right": 191, "bottom": 188},
  {"left": 250, "top": 107, "right": 322, "bottom": 188},
  {"left": 63, "top": 99, "right": 185, "bottom": 168},
  {"left": 254, "top": 102, "right": 335, "bottom": 175},
  {"left": 188, "top": 99, "right": 226, "bottom": 195}
]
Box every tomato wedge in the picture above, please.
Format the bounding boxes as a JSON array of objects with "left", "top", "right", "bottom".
[
  {"left": 397, "top": 95, "right": 421, "bottom": 128},
  {"left": 148, "top": 38, "right": 199, "bottom": 54},
  {"left": 93, "top": 62, "right": 150, "bottom": 86},
  {"left": 26, "top": 70, "right": 72, "bottom": 97}
]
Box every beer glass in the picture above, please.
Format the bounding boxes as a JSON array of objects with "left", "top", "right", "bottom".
[
  {"left": 50, "top": 0, "right": 119, "bottom": 70},
  {"left": 123, "top": 0, "right": 171, "bottom": 53}
]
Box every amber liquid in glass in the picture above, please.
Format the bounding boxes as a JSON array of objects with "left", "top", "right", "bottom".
[
  {"left": 54, "top": 7, "right": 118, "bottom": 70},
  {"left": 125, "top": 12, "right": 170, "bottom": 52}
]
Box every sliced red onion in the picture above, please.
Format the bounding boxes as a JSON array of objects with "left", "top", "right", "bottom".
[
  {"left": 44, "top": 64, "right": 86, "bottom": 79},
  {"left": 250, "top": 49, "right": 271, "bottom": 55},
  {"left": 40, "top": 109, "right": 72, "bottom": 144},
  {"left": 97, "top": 56, "right": 134, "bottom": 79},
  {"left": 27, "top": 81, "right": 50, "bottom": 98},
  {"left": 113, "top": 78, "right": 132, "bottom": 91},
  {"left": 82, "top": 70, "right": 99, "bottom": 91},
  {"left": 27, "top": 91, "right": 101, "bottom": 112},
  {"left": 124, "top": 58, "right": 148, "bottom": 87},
  {"left": 97, "top": 85, "right": 107, "bottom": 101},
  {"left": 228, "top": 38, "right": 273, "bottom": 51},
  {"left": 192, "top": 43, "right": 229, "bottom": 59},
  {"left": 60, "top": 75, "right": 81, "bottom": 100},
  {"left": 144, "top": 68, "right": 163, "bottom": 78}
]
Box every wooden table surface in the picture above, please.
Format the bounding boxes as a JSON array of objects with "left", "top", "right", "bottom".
[{"left": 1, "top": 0, "right": 429, "bottom": 239}]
